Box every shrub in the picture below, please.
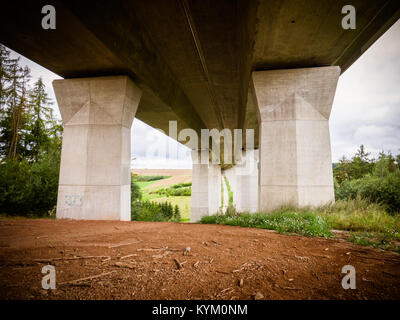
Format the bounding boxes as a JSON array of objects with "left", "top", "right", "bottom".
[
  {"left": 153, "top": 183, "right": 192, "bottom": 197},
  {"left": 334, "top": 147, "right": 400, "bottom": 213},
  {"left": 335, "top": 171, "right": 400, "bottom": 213},
  {"left": 131, "top": 200, "right": 177, "bottom": 222},
  {"left": 173, "top": 205, "right": 181, "bottom": 222},
  {"left": 131, "top": 180, "right": 142, "bottom": 202},
  {"left": 0, "top": 152, "right": 60, "bottom": 216}
]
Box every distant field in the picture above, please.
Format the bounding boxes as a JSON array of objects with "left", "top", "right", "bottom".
[
  {"left": 132, "top": 169, "right": 191, "bottom": 176},
  {"left": 144, "top": 175, "right": 191, "bottom": 190},
  {"left": 133, "top": 169, "right": 192, "bottom": 221},
  {"left": 135, "top": 181, "right": 157, "bottom": 188}
]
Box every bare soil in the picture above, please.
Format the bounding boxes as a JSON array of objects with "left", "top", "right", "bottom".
[{"left": 0, "top": 219, "right": 399, "bottom": 300}]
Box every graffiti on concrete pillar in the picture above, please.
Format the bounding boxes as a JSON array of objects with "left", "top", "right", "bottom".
[{"left": 64, "top": 195, "right": 83, "bottom": 207}]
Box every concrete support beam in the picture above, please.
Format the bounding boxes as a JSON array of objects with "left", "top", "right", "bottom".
[
  {"left": 191, "top": 150, "right": 221, "bottom": 222},
  {"left": 252, "top": 67, "right": 340, "bottom": 212},
  {"left": 53, "top": 76, "right": 142, "bottom": 220}
]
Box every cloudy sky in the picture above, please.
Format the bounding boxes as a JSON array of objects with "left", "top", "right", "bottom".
[{"left": 7, "top": 19, "right": 400, "bottom": 168}]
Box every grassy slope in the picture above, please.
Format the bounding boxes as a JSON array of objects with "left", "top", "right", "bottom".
[
  {"left": 136, "top": 181, "right": 157, "bottom": 189},
  {"left": 200, "top": 198, "right": 400, "bottom": 252}
]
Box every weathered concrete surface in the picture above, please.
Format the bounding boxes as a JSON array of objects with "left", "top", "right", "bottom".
[
  {"left": 54, "top": 76, "right": 142, "bottom": 220},
  {"left": 191, "top": 150, "right": 221, "bottom": 222},
  {"left": 236, "top": 150, "right": 259, "bottom": 213},
  {"left": 252, "top": 67, "right": 340, "bottom": 211},
  {"left": 222, "top": 150, "right": 258, "bottom": 213}
]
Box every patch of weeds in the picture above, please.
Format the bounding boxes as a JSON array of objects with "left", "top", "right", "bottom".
[
  {"left": 349, "top": 231, "right": 400, "bottom": 252},
  {"left": 200, "top": 210, "right": 332, "bottom": 238}
]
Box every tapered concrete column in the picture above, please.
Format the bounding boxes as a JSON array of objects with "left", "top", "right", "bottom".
[
  {"left": 53, "top": 76, "right": 142, "bottom": 220},
  {"left": 235, "top": 150, "right": 259, "bottom": 213},
  {"left": 252, "top": 67, "right": 340, "bottom": 211},
  {"left": 190, "top": 150, "right": 221, "bottom": 222}
]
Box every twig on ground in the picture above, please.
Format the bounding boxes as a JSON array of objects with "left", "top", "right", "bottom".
[
  {"left": 34, "top": 255, "right": 111, "bottom": 263},
  {"left": 113, "top": 261, "right": 135, "bottom": 269},
  {"left": 120, "top": 254, "right": 138, "bottom": 260},
  {"left": 59, "top": 271, "right": 116, "bottom": 286},
  {"left": 174, "top": 258, "right": 183, "bottom": 269},
  {"left": 216, "top": 270, "right": 230, "bottom": 275},
  {"left": 108, "top": 240, "right": 141, "bottom": 248}
]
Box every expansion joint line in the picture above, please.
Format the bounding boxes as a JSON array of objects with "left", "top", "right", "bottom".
[{"left": 180, "top": 0, "right": 224, "bottom": 129}]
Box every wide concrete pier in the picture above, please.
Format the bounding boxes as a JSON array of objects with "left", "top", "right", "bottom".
[
  {"left": 54, "top": 76, "right": 142, "bottom": 220},
  {"left": 252, "top": 66, "right": 340, "bottom": 212}
]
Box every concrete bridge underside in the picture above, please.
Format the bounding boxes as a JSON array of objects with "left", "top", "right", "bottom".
[{"left": 1, "top": 0, "right": 399, "bottom": 221}]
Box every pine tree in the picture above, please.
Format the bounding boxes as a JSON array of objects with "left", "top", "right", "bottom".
[
  {"left": 0, "top": 55, "right": 29, "bottom": 159},
  {"left": 173, "top": 205, "right": 181, "bottom": 221},
  {"left": 26, "top": 77, "right": 59, "bottom": 161},
  {"left": 0, "top": 45, "right": 11, "bottom": 106},
  {"left": 0, "top": 45, "right": 18, "bottom": 158}
]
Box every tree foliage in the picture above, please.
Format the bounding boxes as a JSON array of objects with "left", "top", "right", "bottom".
[
  {"left": 0, "top": 45, "right": 62, "bottom": 216},
  {"left": 334, "top": 146, "right": 400, "bottom": 213}
]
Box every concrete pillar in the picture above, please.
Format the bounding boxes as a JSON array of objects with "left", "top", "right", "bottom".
[
  {"left": 221, "top": 173, "right": 229, "bottom": 212},
  {"left": 251, "top": 66, "right": 340, "bottom": 212},
  {"left": 53, "top": 76, "right": 142, "bottom": 220},
  {"left": 190, "top": 150, "right": 221, "bottom": 222},
  {"left": 223, "top": 168, "right": 236, "bottom": 208},
  {"left": 235, "top": 150, "right": 259, "bottom": 213},
  {"left": 208, "top": 163, "right": 222, "bottom": 215}
]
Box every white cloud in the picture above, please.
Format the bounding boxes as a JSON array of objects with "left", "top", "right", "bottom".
[{"left": 330, "top": 19, "right": 400, "bottom": 161}]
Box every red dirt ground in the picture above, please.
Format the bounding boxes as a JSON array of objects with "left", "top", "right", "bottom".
[{"left": 0, "top": 219, "right": 399, "bottom": 300}]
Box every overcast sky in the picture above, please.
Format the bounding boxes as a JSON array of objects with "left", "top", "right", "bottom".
[{"left": 7, "top": 19, "right": 400, "bottom": 168}]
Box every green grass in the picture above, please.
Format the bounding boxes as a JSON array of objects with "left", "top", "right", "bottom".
[
  {"left": 349, "top": 232, "right": 400, "bottom": 252},
  {"left": 200, "top": 210, "right": 332, "bottom": 238},
  {"left": 133, "top": 175, "right": 170, "bottom": 182},
  {"left": 135, "top": 181, "right": 156, "bottom": 189},
  {"left": 200, "top": 198, "right": 400, "bottom": 251},
  {"left": 152, "top": 183, "right": 191, "bottom": 197},
  {"left": 317, "top": 198, "right": 400, "bottom": 234}
]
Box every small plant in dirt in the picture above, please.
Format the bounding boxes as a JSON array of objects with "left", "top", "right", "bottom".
[{"left": 349, "top": 231, "right": 400, "bottom": 252}]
